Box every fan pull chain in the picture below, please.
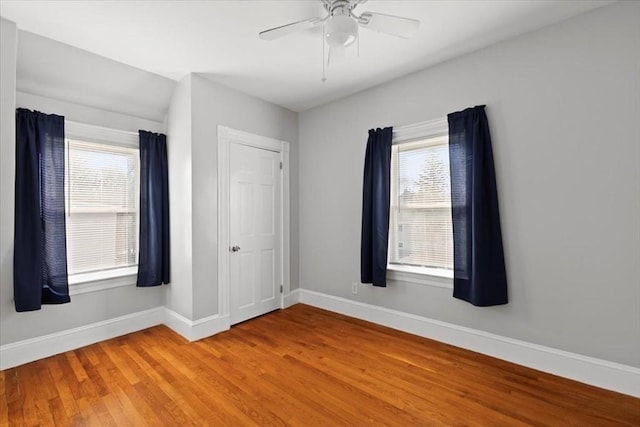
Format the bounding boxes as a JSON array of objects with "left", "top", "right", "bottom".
[{"left": 321, "top": 24, "right": 326, "bottom": 82}]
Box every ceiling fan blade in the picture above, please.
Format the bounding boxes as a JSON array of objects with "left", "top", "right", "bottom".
[
  {"left": 359, "top": 12, "right": 420, "bottom": 39},
  {"left": 259, "top": 17, "right": 323, "bottom": 41}
]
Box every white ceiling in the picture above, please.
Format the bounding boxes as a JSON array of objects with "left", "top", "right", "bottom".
[{"left": 1, "top": 0, "right": 611, "bottom": 112}]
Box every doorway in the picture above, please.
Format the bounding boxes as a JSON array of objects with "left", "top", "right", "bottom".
[{"left": 217, "top": 126, "right": 290, "bottom": 325}]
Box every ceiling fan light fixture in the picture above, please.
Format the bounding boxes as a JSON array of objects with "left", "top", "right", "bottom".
[
  {"left": 325, "top": 14, "right": 358, "bottom": 48},
  {"left": 258, "top": 0, "right": 421, "bottom": 80}
]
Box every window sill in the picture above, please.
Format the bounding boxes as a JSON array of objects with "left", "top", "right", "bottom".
[
  {"left": 386, "top": 265, "right": 453, "bottom": 289},
  {"left": 69, "top": 266, "right": 138, "bottom": 295}
]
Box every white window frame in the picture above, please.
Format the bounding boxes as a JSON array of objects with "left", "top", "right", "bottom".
[
  {"left": 387, "top": 117, "right": 453, "bottom": 289},
  {"left": 64, "top": 121, "right": 140, "bottom": 295}
]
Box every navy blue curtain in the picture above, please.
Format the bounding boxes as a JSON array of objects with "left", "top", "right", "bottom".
[
  {"left": 14, "top": 108, "right": 70, "bottom": 311},
  {"left": 137, "top": 130, "right": 170, "bottom": 286},
  {"left": 448, "top": 106, "right": 507, "bottom": 306},
  {"left": 361, "top": 127, "right": 393, "bottom": 287}
]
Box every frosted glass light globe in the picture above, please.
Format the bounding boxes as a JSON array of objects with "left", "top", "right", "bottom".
[{"left": 325, "top": 14, "right": 358, "bottom": 48}]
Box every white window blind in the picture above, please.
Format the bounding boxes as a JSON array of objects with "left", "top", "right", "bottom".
[
  {"left": 65, "top": 139, "right": 140, "bottom": 276},
  {"left": 388, "top": 135, "right": 453, "bottom": 271}
]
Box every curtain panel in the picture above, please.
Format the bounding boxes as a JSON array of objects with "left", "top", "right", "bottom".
[
  {"left": 448, "top": 105, "right": 508, "bottom": 306},
  {"left": 361, "top": 127, "right": 393, "bottom": 287},
  {"left": 14, "top": 108, "right": 70, "bottom": 311},
  {"left": 136, "top": 130, "right": 170, "bottom": 286}
]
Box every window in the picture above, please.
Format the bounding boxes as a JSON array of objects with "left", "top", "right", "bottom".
[
  {"left": 64, "top": 122, "right": 140, "bottom": 289},
  {"left": 388, "top": 119, "right": 453, "bottom": 286}
]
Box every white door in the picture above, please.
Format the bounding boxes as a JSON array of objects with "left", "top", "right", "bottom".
[{"left": 229, "top": 142, "right": 282, "bottom": 325}]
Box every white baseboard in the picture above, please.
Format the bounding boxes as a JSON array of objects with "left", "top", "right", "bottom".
[
  {"left": 4, "top": 289, "right": 637, "bottom": 398},
  {"left": 283, "top": 288, "right": 300, "bottom": 308},
  {"left": 0, "top": 307, "right": 164, "bottom": 370},
  {"left": 163, "top": 308, "right": 230, "bottom": 341},
  {"left": 298, "top": 289, "right": 640, "bottom": 398},
  {"left": 0, "top": 307, "right": 231, "bottom": 369}
]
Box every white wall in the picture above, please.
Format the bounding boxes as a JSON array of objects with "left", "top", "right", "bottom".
[
  {"left": 0, "top": 27, "right": 174, "bottom": 345},
  {"left": 298, "top": 2, "right": 640, "bottom": 367},
  {"left": 188, "top": 74, "right": 299, "bottom": 320}
]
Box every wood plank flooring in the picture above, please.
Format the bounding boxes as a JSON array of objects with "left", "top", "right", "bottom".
[{"left": 1, "top": 304, "right": 638, "bottom": 426}]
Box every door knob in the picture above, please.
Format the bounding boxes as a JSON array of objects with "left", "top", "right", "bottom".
[{"left": 231, "top": 245, "right": 241, "bottom": 252}]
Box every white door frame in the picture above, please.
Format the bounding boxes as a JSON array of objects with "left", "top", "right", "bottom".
[{"left": 217, "top": 125, "right": 290, "bottom": 321}]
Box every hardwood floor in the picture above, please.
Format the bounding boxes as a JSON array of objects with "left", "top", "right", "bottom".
[{"left": 2, "top": 304, "right": 638, "bottom": 426}]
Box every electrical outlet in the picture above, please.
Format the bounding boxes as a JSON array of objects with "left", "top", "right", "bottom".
[{"left": 351, "top": 282, "right": 358, "bottom": 295}]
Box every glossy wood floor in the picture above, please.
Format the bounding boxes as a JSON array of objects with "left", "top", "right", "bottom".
[{"left": 2, "top": 304, "right": 638, "bottom": 426}]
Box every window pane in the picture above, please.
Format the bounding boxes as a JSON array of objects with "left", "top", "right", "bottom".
[
  {"left": 389, "top": 136, "right": 453, "bottom": 270},
  {"left": 66, "top": 139, "right": 139, "bottom": 275}
]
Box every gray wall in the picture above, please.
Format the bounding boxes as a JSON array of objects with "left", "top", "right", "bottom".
[
  {"left": 2, "top": 26, "right": 299, "bottom": 337},
  {"left": 3, "top": 2, "right": 637, "bottom": 369},
  {"left": 0, "top": 18, "right": 18, "bottom": 344},
  {"left": 188, "top": 74, "right": 299, "bottom": 320},
  {"left": 16, "top": 30, "right": 173, "bottom": 122},
  {"left": 164, "top": 73, "right": 299, "bottom": 321},
  {"left": 298, "top": 2, "right": 640, "bottom": 367},
  {"left": 165, "top": 74, "right": 194, "bottom": 319},
  {"left": 0, "top": 27, "right": 174, "bottom": 345}
]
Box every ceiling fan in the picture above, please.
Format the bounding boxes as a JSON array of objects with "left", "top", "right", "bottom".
[{"left": 259, "top": 0, "right": 420, "bottom": 65}]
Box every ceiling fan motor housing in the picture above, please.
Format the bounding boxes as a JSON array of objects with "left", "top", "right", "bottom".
[{"left": 325, "top": 0, "right": 359, "bottom": 47}]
